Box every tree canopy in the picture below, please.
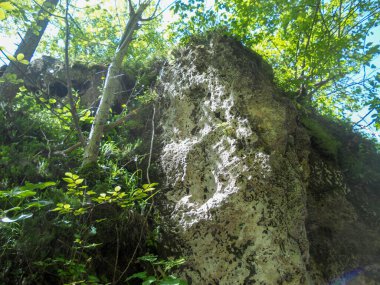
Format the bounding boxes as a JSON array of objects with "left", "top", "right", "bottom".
[
  {"left": 2, "top": 0, "right": 379, "bottom": 131},
  {"left": 173, "top": 0, "right": 380, "bottom": 131}
]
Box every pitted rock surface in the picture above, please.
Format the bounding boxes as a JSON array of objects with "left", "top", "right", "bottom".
[
  {"left": 153, "top": 34, "right": 380, "bottom": 284},
  {"left": 156, "top": 35, "right": 312, "bottom": 284}
]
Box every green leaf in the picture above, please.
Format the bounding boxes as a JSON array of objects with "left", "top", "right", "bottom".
[
  {"left": 75, "top": 178, "right": 84, "bottom": 184},
  {"left": 7, "top": 54, "right": 16, "bottom": 61},
  {"left": 0, "top": 10, "right": 5, "bottom": 20},
  {"left": 0, "top": 190, "right": 9, "bottom": 198},
  {"left": 142, "top": 276, "right": 157, "bottom": 285},
  {"left": 142, "top": 183, "right": 158, "bottom": 189},
  {"left": 125, "top": 271, "right": 148, "bottom": 281},
  {"left": 88, "top": 275, "right": 100, "bottom": 283},
  {"left": 11, "top": 189, "right": 36, "bottom": 198},
  {"left": 25, "top": 201, "right": 52, "bottom": 209},
  {"left": 0, "top": 2, "right": 14, "bottom": 11},
  {"left": 20, "top": 181, "right": 56, "bottom": 190},
  {"left": 159, "top": 276, "right": 188, "bottom": 285},
  {"left": 139, "top": 255, "right": 158, "bottom": 263},
  {"left": 62, "top": 177, "right": 74, "bottom": 183},
  {"left": 48, "top": 98, "right": 56, "bottom": 104},
  {"left": 16, "top": 53, "right": 24, "bottom": 61},
  {"left": 1, "top": 213, "right": 33, "bottom": 223},
  {"left": 4, "top": 206, "right": 22, "bottom": 213}
]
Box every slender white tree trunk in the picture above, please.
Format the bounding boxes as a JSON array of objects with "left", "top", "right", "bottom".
[{"left": 82, "top": 1, "right": 150, "bottom": 166}]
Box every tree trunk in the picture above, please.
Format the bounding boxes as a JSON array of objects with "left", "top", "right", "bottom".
[
  {"left": 82, "top": 1, "right": 150, "bottom": 167},
  {"left": 0, "top": 0, "right": 59, "bottom": 103}
]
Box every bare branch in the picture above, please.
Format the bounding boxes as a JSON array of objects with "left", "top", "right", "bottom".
[
  {"left": 128, "top": 0, "right": 135, "bottom": 15},
  {"left": 141, "top": 0, "right": 160, "bottom": 21},
  {"left": 54, "top": 141, "right": 83, "bottom": 156},
  {"left": 353, "top": 107, "right": 376, "bottom": 128},
  {"left": 104, "top": 108, "right": 139, "bottom": 131},
  {"left": 141, "top": 0, "right": 181, "bottom": 22}
]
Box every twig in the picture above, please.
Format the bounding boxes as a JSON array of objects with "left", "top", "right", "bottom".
[
  {"left": 141, "top": 0, "right": 181, "bottom": 22},
  {"left": 104, "top": 108, "right": 140, "bottom": 131},
  {"left": 40, "top": 129, "right": 52, "bottom": 158},
  {"left": 115, "top": 201, "right": 155, "bottom": 283},
  {"left": 54, "top": 141, "right": 82, "bottom": 156},
  {"left": 112, "top": 225, "right": 120, "bottom": 285},
  {"left": 141, "top": 0, "right": 160, "bottom": 21},
  {"left": 146, "top": 105, "right": 155, "bottom": 184},
  {"left": 353, "top": 107, "right": 375, "bottom": 128}
]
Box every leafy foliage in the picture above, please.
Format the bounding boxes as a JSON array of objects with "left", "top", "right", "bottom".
[
  {"left": 171, "top": 0, "right": 380, "bottom": 131},
  {"left": 0, "top": 167, "right": 185, "bottom": 284}
]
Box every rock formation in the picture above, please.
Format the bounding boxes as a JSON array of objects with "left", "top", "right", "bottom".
[
  {"left": 152, "top": 34, "right": 380, "bottom": 284},
  {"left": 23, "top": 56, "right": 134, "bottom": 109}
]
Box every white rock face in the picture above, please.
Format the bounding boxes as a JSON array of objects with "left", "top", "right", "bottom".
[{"left": 156, "top": 35, "right": 313, "bottom": 284}]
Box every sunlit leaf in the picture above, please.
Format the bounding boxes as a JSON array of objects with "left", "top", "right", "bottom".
[
  {"left": 4, "top": 207, "right": 22, "bottom": 213},
  {"left": 125, "top": 271, "right": 148, "bottom": 281},
  {"left": 7, "top": 54, "right": 16, "bottom": 61},
  {"left": 25, "top": 201, "right": 52, "bottom": 209},
  {"left": 20, "top": 181, "right": 56, "bottom": 191},
  {"left": 159, "top": 277, "right": 187, "bottom": 285},
  {"left": 11, "top": 189, "right": 36, "bottom": 198},
  {"left": 139, "top": 255, "right": 158, "bottom": 262},
  {"left": 16, "top": 53, "right": 24, "bottom": 61},
  {"left": 63, "top": 178, "right": 74, "bottom": 183},
  {"left": 0, "top": 2, "right": 14, "bottom": 11},
  {"left": 0, "top": 10, "right": 5, "bottom": 21},
  {"left": 142, "top": 277, "right": 157, "bottom": 285}
]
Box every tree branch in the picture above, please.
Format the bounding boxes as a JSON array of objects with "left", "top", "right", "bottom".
[
  {"left": 128, "top": 0, "right": 135, "bottom": 15},
  {"left": 353, "top": 107, "right": 375, "bottom": 128},
  {"left": 141, "top": 0, "right": 161, "bottom": 21},
  {"left": 65, "top": 0, "right": 86, "bottom": 146}
]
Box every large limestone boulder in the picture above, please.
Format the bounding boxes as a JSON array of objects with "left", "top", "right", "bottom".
[
  {"left": 153, "top": 34, "right": 380, "bottom": 284},
  {"left": 155, "top": 34, "right": 312, "bottom": 284}
]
